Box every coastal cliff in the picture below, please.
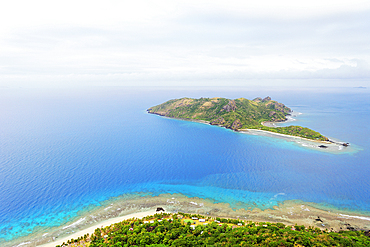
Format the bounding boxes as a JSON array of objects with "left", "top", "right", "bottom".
[{"left": 148, "top": 96, "right": 329, "bottom": 141}]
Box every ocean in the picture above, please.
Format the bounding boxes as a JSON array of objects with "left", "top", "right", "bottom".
[{"left": 0, "top": 86, "right": 369, "bottom": 246}]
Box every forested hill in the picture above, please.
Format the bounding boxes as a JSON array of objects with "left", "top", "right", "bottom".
[{"left": 148, "top": 96, "right": 328, "bottom": 141}]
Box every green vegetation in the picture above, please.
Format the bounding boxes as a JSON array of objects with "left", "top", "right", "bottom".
[
  {"left": 58, "top": 212, "right": 370, "bottom": 247},
  {"left": 148, "top": 96, "right": 328, "bottom": 141},
  {"left": 259, "top": 126, "right": 327, "bottom": 141}
]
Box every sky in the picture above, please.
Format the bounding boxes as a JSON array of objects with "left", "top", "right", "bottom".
[{"left": 0, "top": 0, "right": 370, "bottom": 88}]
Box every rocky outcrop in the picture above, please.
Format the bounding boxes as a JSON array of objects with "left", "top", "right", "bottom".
[
  {"left": 265, "top": 101, "right": 291, "bottom": 114},
  {"left": 262, "top": 96, "right": 271, "bottom": 102},
  {"left": 253, "top": 96, "right": 291, "bottom": 114},
  {"left": 211, "top": 118, "right": 242, "bottom": 131},
  {"left": 222, "top": 100, "right": 237, "bottom": 112},
  {"left": 147, "top": 110, "right": 167, "bottom": 117},
  {"left": 274, "top": 102, "right": 291, "bottom": 113},
  {"left": 253, "top": 97, "right": 263, "bottom": 103},
  {"left": 230, "top": 119, "right": 243, "bottom": 130},
  {"left": 210, "top": 117, "right": 226, "bottom": 125},
  {"left": 253, "top": 96, "right": 272, "bottom": 103}
]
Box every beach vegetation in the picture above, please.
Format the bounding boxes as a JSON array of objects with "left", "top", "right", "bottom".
[{"left": 60, "top": 212, "right": 370, "bottom": 247}]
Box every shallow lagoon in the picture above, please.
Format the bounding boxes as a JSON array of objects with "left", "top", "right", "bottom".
[{"left": 0, "top": 86, "right": 369, "bottom": 246}]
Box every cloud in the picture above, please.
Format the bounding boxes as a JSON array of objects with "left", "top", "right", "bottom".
[{"left": 1, "top": 1, "right": 370, "bottom": 88}]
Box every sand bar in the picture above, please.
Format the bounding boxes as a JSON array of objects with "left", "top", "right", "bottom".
[
  {"left": 158, "top": 115, "right": 356, "bottom": 153},
  {"left": 241, "top": 128, "right": 357, "bottom": 153}
]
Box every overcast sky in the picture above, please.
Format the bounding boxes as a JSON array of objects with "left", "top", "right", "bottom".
[{"left": 1, "top": 0, "right": 370, "bottom": 88}]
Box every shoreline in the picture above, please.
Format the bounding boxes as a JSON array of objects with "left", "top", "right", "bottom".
[
  {"left": 150, "top": 113, "right": 355, "bottom": 154},
  {"left": 240, "top": 128, "right": 355, "bottom": 154},
  {"left": 257, "top": 118, "right": 355, "bottom": 153},
  {"left": 243, "top": 125, "right": 330, "bottom": 144},
  {"left": 38, "top": 210, "right": 157, "bottom": 247},
  {"left": 9, "top": 193, "right": 370, "bottom": 247}
]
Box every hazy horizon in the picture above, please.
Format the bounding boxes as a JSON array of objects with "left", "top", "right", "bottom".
[{"left": 1, "top": 0, "right": 370, "bottom": 88}]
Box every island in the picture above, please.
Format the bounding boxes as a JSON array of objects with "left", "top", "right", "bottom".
[{"left": 148, "top": 96, "right": 329, "bottom": 142}]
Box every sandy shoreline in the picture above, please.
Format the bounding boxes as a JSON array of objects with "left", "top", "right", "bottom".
[
  {"left": 9, "top": 193, "right": 370, "bottom": 247},
  {"left": 152, "top": 113, "right": 355, "bottom": 154},
  {"left": 37, "top": 206, "right": 370, "bottom": 247},
  {"left": 242, "top": 126, "right": 329, "bottom": 144},
  {"left": 241, "top": 128, "right": 357, "bottom": 153},
  {"left": 38, "top": 210, "right": 157, "bottom": 247}
]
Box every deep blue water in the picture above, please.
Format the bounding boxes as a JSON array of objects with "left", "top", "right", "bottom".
[{"left": 0, "top": 86, "right": 369, "bottom": 243}]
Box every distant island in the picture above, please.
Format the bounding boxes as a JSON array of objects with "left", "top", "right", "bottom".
[{"left": 148, "top": 96, "right": 329, "bottom": 142}]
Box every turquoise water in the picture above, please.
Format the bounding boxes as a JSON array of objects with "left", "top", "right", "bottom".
[{"left": 0, "top": 86, "right": 369, "bottom": 244}]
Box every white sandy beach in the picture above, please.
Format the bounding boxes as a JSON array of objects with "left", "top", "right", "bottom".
[
  {"left": 166, "top": 115, "right": 353, "bottom": 153},
  {"left": 259, "top": 115, "right": 358, "bottom": 153},
  {"left": 241, "top": 127, "right": 355, "bottom": 153},
  {"left": 242, "top": 127, "right": 328, "bottom": 143},
  {"left": 158, "top": 115, "right": 355, "bottom": 153},
  {"left": 20, "top": 193, "right": 370, "bottom": 247},
  {"left": 39, "top": 209, "right": 157, "bottom": 247},
  {"left": 161, "top": 114, "right": 351, "bottom": 152}
]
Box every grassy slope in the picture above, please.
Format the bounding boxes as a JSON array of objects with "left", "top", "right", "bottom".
[{"left": 148, "top": 97, "right": 328, "bottom": 141}]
